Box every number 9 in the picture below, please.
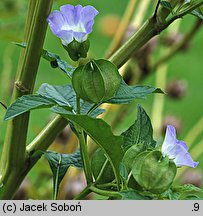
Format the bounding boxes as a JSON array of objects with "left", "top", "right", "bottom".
[{"left": 194, "top": 203, "right": 199, "bottom": 211}]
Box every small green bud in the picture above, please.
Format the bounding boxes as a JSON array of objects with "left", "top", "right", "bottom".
[
  {"left": 63, "top": 39, "right": 90, "bottom": 61},
  {"left": 72, "top": 59, "right": 122, "bottom": 103},
  {"left": 132, "top": 150, "right": 177, "bottom": 194}
]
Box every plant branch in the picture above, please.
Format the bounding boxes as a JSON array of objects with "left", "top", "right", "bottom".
[
  {"left": 166, "top": 0, "right": 203, "bottom": 26},
  {"left": 108, "top": 0, "right": 180, "bottom": 68},
  {"left": 27, "top": 115, "right": 67, "bottom": 154},
  {"left": 0, "top": 0, "right": 53, "bottom": 199}
]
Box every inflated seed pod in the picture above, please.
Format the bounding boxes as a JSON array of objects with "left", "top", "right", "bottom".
[
  {"left": 132, "top": 150, "right": 177, "bottom": 194},
  {"left": 72, "top": 59, "right": 121, "bottom": 103}
]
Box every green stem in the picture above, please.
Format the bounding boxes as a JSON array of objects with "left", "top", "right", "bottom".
[
  {"left": 53, "top": 154, "right": 62, "bottom": 200},
  {"left": 73, "top": 186, "right": 91, "bottom": 200},
  {"left": 109, "top": 18, "right": 158, "bottom": 68},
  {"left": 0, "top": 0, "right": 53, "bottom": 199},
  {"left": 77, "top": 129, "right": 93, "bottom": 184},
  {"left": 89, "top": 185, "right": 121, "bottom": 198},
  {"left": 75, "top": 92, "right": 93, "bottom": 184},
  {"left": 27, "top": 115, "right": 67, "bottom": 154},
  {"left": 76, "top": 96, "right": 81, "bottom": 114},
  {"left": 96, "top": 182, "right": 118, "bottom": 189},
  {"left": 166, "top": 0, "right": 203, "bottom": 26},
  {"left": 109, "top": 0, "right": 187, "bottom": 68},
  {"left": 95, "top": 158, "right": 108, "bottom": 182},
  {"left": 87, "top": 102, "right": 102, "bottom": 115}
]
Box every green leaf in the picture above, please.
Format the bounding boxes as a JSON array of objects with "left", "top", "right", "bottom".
[
  {"left": 173, "top": 184, "right": 203, "bottom": 193},
  {"left": 160, "top": 1, "right": 173, "bottom": 11},
  {"left": 44, "top": 150, "right": 82, "bottom": 199},
  {"left": 108, "top": 79, "right": 163, "bottom": 104},
  {"left": 52, "top": 111, "right": 124, "bottom": 186},
  {"left": 14, "top": 42, "right": 75, "bottom": 78},
  {"left": 122, "top": 104, "right": 156, "bottom": 151},
  {"left": 4, "top": 95, "right": 56, "bottom": 120},
  {"left": 37, "top": 83, "right": 76, "bottom": 107},
  {"left": 119, "top": 188, "right": 149, "bottom": 200},
  {"left": 38, "top": 83, "right": 105, "bottom": 117}
]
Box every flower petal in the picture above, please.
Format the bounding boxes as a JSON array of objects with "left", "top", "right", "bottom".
[
  {"left": 73, "top": 32, "right": 87, "bottom": 42},
  {"left": 177, "top": 140, "right": 188, "bottom": 151},
  {"left": 60, "top": 5, "right": 82, "bottom": 26},
  {"left": 47, "top": 11, "right": 66, "bottom": 35},
  {"left": 56, "top": 30, "right": 74, "bottom": 45},
  {"left": 162, "top": 125, "right": 198, "bottom": 168},
  {"left": 47, "top": 4, "right": 98, "bottom": 45},
  {"left": 175, "top": 152, "right": 199, "bottom": 168},
  {"left": 161, "top": 125, "right": 177, "bottom": 157},
  {"left": 81, "top": 6, "right": 99, "bottom": 33},
  {"left": 85, "top": 20, "right": 95, "bottom": 34}
]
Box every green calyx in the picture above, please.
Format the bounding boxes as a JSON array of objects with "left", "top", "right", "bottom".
[
  {"left": 132, "top": 150, "right": 177, "bottom": 194},
  {"left": 63, "top": 39, "right": 90, "bottom": 61},
  {"left": 72, "top": 59, "right": 122, "bottom": 104}
]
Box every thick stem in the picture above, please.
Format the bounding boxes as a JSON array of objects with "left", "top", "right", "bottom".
[
  {"left": 109, "top": 18, "right": 158, "bottom": 68},
  {"left": 27, "top": 115, "right": 67, "bottom": 154},
  {"left": 109, "top": 0, "right": 182, "bottom": 68},
  {"left": 0, "top": 0, "right": 53, "bottom": 199}
]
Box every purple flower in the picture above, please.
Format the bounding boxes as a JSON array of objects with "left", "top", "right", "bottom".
[
  {"left": 162, "top": 125, "right": 198, "bottom": 168},
  {"left": 47, "top": 5, "right": 99, "bottom": 45}
]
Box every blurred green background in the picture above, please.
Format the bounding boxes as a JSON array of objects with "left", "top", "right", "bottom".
[{"left": 0, "top": 0, "right": 203, "bottom": 199}]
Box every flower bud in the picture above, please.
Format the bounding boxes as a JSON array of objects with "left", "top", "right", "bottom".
[
  {"left": 63, "top": 39, "right": 90, "bottom": 61},
  {"left": 72, "top": 59, "right": 121, "bottom": 103},
  {"left": 132, "top": 150, "right": 177, "bottom": 194}
]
